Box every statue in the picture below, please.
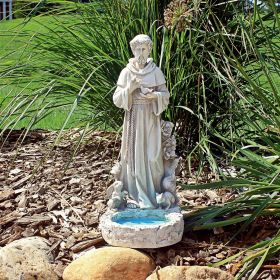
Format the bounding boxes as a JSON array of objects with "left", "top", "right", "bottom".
[
  {"left": 110, "top": 34, "right": 178, "bottom": 210},
  {"left": 99, "top": 34, "right": 183, "bottom": 248}
]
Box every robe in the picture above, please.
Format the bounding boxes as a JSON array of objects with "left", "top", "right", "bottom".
[{"left": 113, "top": 58, "right": 170, "bottom": 209}]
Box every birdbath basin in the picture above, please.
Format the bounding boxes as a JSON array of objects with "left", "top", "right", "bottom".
[
  {"left": 114, "top": 215, "right": 168, "bottom": 226},
  {"left": 112, "top": 210, "right": 168, "bottom": 227},
  {"left": 99, "top": 208, "right": 184, "bottom": 248}
]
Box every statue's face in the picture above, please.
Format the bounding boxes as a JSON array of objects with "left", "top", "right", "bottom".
[{"left": 133, "top": 43, "right": 150, "bottom": 65}]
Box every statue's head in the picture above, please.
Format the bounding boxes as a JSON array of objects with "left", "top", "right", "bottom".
[{"left": 130, "top": 34, "right": 153, "bottom": 65}]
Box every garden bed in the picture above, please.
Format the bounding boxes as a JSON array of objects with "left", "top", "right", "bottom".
[{"left": 0, "top": 129, "right": 279, "bottom": 279}]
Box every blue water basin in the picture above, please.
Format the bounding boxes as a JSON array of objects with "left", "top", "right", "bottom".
[{"left": 114, "top": 216, "right": 168, "bottom": 226}]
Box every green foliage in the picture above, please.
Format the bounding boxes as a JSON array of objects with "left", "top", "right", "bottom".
[
  {"left": 161, "top": 0, "right": 246, "bottom": 168},
  {"left": 214, "top": 230, "right": 280, "bottom": 280},
  {"left": 12, "top": 0, "right": 77, "bottom": 19},
  {"left": 1, "top": 1, "right": 163, "bottom": 134},
  {"left": 0, "top": 0, "right": 251, "bottom": 172},
  {"left": 0, "top": 16, "right": 81, "bottom": 129},
  {"left": 183, "top": 4, "right": 280, "bottom": 278}
]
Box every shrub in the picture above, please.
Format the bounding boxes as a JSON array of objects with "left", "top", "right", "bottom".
[{"left": 1, "top": 0, "right": 250, "bottom": 171}]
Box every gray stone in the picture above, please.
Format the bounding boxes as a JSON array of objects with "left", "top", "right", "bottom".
[
  {"left": 146, "top": 266, "right": 234, "bottom": 280},
  {"left": 0, "top": 237, "right": 58, "bottom": 280}
]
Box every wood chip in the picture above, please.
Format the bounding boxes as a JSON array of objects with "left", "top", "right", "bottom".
[
  {"left": 11, "top": 175, "right": 32, "bottom": 189},
  {"left": 71, "top": 237, "right": 104, "bottom": 253},
  {"left": 0, "top": 212, "right": 23, "bottom": 226},
  {"left": 47, "top": 199, "right": 60, "bottom": 211},
  {"left": 0, "top": 189, "right": 15, "bottom": 202},
  {"left": 16, "top": 215, "right": 52, "bottom": 226}
]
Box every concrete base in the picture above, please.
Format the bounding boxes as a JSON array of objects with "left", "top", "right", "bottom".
[{"left": 99, "top": 207, "right": 184, "bottom": 248}]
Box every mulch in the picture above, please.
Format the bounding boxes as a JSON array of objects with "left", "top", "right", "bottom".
[{"left": 0, "top": 129, "right": 279, "bottom": 279}]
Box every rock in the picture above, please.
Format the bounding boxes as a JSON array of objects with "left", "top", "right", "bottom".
[
  {"left": 0, "top": 237, "right": 58, "bottom": 280},
  {"left": 146, "top": 266, "right": 234, "bottom": 280},
  {"left": 63, "top": 246, "right": 155, "bottom": 280}
]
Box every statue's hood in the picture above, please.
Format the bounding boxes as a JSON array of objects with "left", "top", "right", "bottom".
[{"left": 127, "top": 58, "right": 156, "bottom": 75}]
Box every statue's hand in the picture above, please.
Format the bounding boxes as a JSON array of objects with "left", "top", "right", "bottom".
[
  {"left": 129, "top": 76, "right": 141, "bottom": 93},
  {"left": 141, "top": 92, "right": 157, "bottom": 99},
  {"left": 140, "top": 86, "right": 153, "bottom": 95}
]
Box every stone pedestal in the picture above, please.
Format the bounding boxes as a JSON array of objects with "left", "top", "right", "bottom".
[{"left": 99, "top": 207, "right": 184, "bottom": 248}]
